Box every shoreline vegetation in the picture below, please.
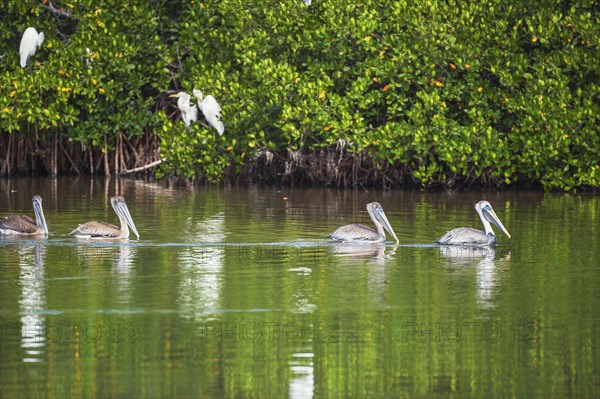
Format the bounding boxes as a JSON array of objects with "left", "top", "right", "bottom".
[
  {"left": 2, "top": 135, "right": 597, "bottom": 192},
  {"left": 1, "top": 1, "right": 598, "bottom": 191}
]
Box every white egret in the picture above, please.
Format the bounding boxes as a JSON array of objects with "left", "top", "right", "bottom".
[
  {"left": 302, "top": 0, "right": 312, "bottom": 5},
  {"left": 169, "top": 91, "right": 198, "bottom": 128},
  {"left": 19, "top": 27, "right": 45, "bottom": 68},
  {"left": 193, "top": 89, "right": 225, "bottom": 136}
]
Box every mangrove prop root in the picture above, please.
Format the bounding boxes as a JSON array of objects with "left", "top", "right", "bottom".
[
  {"left": 0, "top": 132, "right": 161, "bottom": 177},
  {"left": 0, "top": 132, "right": 558, "bottom": 189}
]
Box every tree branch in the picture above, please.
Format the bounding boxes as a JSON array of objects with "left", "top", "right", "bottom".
[
  {"left": 120, "top": 158, "right": 164, "bottom": 175},
  {"left": 41, "top": 1, "right": 73, "bottom": 19}
]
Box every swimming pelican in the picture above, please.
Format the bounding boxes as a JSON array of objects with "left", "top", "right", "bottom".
[
  {"left": 329, "top": 202, "right": 399, "bottom": 244},
  {"left": 70, "top": 196, "right": 139, "bottom": 239},
  {"left": 0, "top": 195, "right": 48, "bottom": 236},
  {"left": 435, "top": 200, "right": 510, "bottom": 246}
]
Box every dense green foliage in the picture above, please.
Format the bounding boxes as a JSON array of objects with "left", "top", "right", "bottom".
[
  {"left": 1, "top": 1, "right": 169, "bottom": 146},
  {"left": 1, "top": 0, "right": 598, "bottom": 189}
]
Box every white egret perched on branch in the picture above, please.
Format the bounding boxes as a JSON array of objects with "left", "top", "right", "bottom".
[
  {"left": 19, "top": 27, "right": 45, "bottom": 68},
  {"left": 170, "top": 91, "right": 197, "bottom": 128},
  {"left": 193, "top": 89, "right": 225, "bottom": 136}
]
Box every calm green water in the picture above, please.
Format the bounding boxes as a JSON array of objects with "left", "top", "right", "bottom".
[{"left": 1, "top": 178, "right": 598, "bottom": 398}]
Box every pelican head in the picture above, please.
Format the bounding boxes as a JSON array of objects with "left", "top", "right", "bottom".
[
  {"left": 32, "top": 195, "right": 49, "bottom": 236},
  {"left": 475, "top": 201, "right": 510, "bottom": 238},
  {"left": 367, "top": 202, "right": 399, "bottom": 244},
  {"left": 111, "top": 196, "right": 139, "bottom": 239}
]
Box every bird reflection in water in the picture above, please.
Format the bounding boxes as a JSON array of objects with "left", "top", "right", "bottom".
[
  {"left": 438, "top": 246, "right": 512, "bottom": 308},
  {"left": 330, "top": 242, "right": 397, "bottom": 265},
  {"left": 11, "top": 240, "right": 48, "bottom": 363}
]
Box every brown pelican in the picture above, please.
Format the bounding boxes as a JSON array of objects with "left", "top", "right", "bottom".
[
  {"left": 435, "top": 200, "right": 510, "bottom": 246},
  {"left": 70, "top": 196, "right": 139, "bottom": 239},
  {"left": 0, "top": 195, "right": 48, "bottom": 236},
  {"left": 328, "top": 202, "right": 399, "bottom": 244}
]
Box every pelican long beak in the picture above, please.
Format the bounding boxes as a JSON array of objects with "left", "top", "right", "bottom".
[
  {"left": 33, "top": 197, "right": 48, "bottom": 236},
  {"left": 376, "top": 208, "right": 399, "bottom": 244},
  {"left": 483, "top": 207, "right": 511, "bottom": 238},
  {"left": 169, "top": 93, "right": 181, "bottom": 98},
  {"left": 117, "top": 201, "right": 140, "bottom": 239}
]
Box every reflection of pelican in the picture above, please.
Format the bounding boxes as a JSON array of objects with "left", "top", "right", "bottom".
[
  {"left": 0, "top": 195, "right": 48, "bottom": 236},
  {"left": 331, "top": 243, "right": 387, "bottom": 257},
  {"left": 70, "top": 196, "right": 139, "bottom": 239},
  {"left": 329, "top": 202, "right": 399, "bottom": 244},
  {"left": 436, "top": 201, "right": 510, "bottom": 246},
  {"left": 19, "top": 241, "right": 47, "bottom": 362},
  {"left": 331, "top": 243, "right": 397, "bottom": 266},
  {"left": 289, "top": 352, "right": 314, "bottom": 399},
  {"left": 438, "top": 246, "right": 496, "bottom": 263}
]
